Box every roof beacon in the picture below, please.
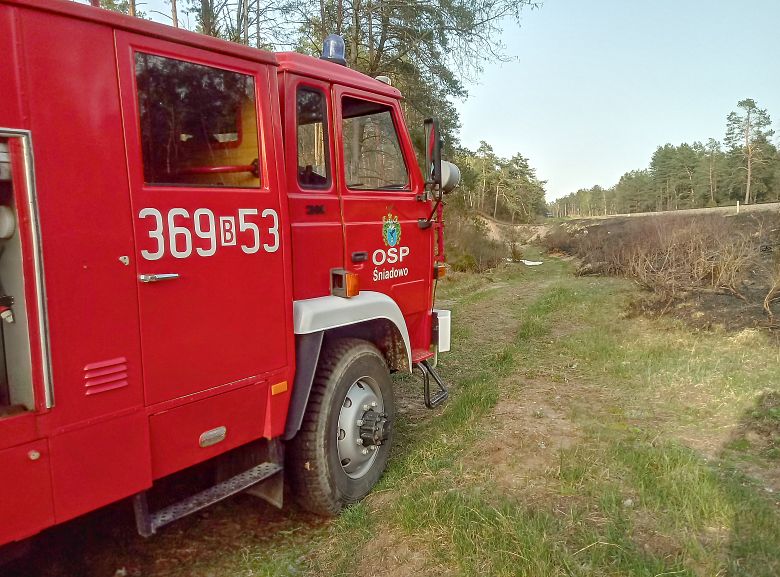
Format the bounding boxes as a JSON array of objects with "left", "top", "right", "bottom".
[{"left": 321, "top": 34, "right": 347, "bottom": 66}]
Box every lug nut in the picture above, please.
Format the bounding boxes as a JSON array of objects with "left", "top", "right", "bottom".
[
  {"left": 362, "top": 404, "right": 370, "bottom": 411},
  {"left": 356, "top": 439, "right": 363, "bottom": 446},
  {"left": 370, "top": 401, "right": 377, "bottom": 407},
  {"left": 370, "top": 445, "right": 377, "bottom": 451},
  {"left": 361, "top": 448, "right": 369, "bottom": 455},
  {"left": 356, "top": 419, "right": 364, "bottom": 426}
]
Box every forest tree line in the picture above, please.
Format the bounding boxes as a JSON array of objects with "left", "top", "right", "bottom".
[
  {"left": 89, "top": 0, "right": 548, "bottom": 224},
  {"left": 450, "top": 142, "right": 546, "bottom": 223},
  {"left": 551, "top": 99, "right": 779, "bottom": 218}
]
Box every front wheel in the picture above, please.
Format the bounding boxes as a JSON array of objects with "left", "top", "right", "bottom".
[{"left": 288, "top": 338, "right": 394, "bottom": 515}]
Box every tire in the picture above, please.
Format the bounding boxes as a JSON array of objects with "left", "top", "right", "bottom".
[{"left": 288, "top": 338, "right": 395, "bottom": 515}]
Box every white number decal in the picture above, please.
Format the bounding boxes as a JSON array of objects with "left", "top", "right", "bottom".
[
  {"left": 239, "top": 209, "right": 260, "bottom": 254},
  {"left": 262, "top": 208, "right": 280, "bottom": 253},
  {"left": 139, "top": 208, "right": 164, "bottom": 261},
  {"left": 138, "top": 207, "right": 279, "bottom": 260},
  {"left": 168, "top": 208, "right": 192, "bottom": 259},
  {"left": 194, "top": 209, "right": 217, "bottom": 257}
]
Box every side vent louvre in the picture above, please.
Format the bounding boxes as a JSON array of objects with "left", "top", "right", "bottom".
[{"left": 84, "top": 357, "right": 129, "bottom": 395}]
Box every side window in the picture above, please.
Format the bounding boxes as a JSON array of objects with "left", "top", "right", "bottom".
[
  {"left": 341, "top": 97, "right": 409, "bottom": 190},
  {"left": 135, "top": 53, "right": 260, "bottom": 188},
  {"left": 296, "top": 87, "right": 331, "bottom": 188}
]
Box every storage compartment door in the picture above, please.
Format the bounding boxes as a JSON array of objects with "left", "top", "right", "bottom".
[{"left": 0, "top": 439, "right": 54, "bottom": 544}]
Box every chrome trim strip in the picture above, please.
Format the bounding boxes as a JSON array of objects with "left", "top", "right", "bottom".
[{"left": 0, "top": 128, "right": 54, "bottom": 408}]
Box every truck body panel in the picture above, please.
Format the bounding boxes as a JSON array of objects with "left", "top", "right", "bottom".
[{"left": 0, "top": 0, "right": 448, "bottom": 550}]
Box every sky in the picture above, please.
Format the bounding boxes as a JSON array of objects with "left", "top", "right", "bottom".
[
  {"left": 455, "top": 0, "right": 780, "bottom": 199},
  {"left": 77, "top": 0, "right": 780, "bottom": 201}
]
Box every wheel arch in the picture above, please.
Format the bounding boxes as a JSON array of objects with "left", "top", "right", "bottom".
[{"left": 283, "top": 292, "right": 411, "bottom": 441}]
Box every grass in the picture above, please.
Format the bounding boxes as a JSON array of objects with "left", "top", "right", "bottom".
[
  {"left": 312, "top": 248, "right": 780, "bottom": 577},
  {"left": 20, "top": 248, "right": 779, "bottom": 576}
]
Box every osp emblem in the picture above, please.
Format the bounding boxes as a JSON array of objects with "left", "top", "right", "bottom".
[
  {"left": 373, "top": 212, "right": 410, "bottom": 277},
  {"left": 382, "top": 213, "right": 401, "bottom": 247}
]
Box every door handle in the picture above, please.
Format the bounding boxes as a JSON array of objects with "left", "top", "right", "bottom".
[
  {"left": 351, "top": 251, "right": 369, "bottom": 263},
  {"left": 139, "top": 273, "right": 180, "bottom": 283}
]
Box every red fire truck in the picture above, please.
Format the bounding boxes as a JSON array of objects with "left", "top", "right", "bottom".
[{"left": 0, "top": 0, "right": 460, "bottom": 551}]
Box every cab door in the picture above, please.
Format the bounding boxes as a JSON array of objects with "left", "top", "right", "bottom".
[
  {"left": 334, "top": 88, "right": 434, "bottom": 355},
  {"left": 282, "top": 75, "right": 342, "bottom": 300},
  {"left": 117, "top": 35, "right": 289, "bottom": 405}
]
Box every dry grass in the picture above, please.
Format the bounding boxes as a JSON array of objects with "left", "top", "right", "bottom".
[{"left": 543, "top": 213, "right": 780, "bottom": 320}]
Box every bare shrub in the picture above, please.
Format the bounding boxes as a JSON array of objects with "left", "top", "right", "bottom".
[
  {"left": 503, "top": 226, "right": 525, "bottom": 262},
  {"left": 541, "top": 224, "right": 579, "bottom": 255},
  {"left": 446, "top": 214, "right": 506, "bottom": 272},
  {"left": 623, "top": 215, "right": 754, "bottom": 301},
  {"left": 543, "top": 214, "right": 758, "bottom": 305}
]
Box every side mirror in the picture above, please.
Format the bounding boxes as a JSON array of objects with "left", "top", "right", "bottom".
[
  {"left": 424, "top": 118, "right": 442, "bottom": 189},
  {"left": 440, "top": 161, "right": 461, "bottom": 194}
]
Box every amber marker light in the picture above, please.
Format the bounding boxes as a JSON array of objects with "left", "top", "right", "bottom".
[
  {"left": 271, "top": 381, "right": 288, "bottom": 395},
  {"left": 345, "top": 272, "right": 360, "bottom": 297},
  {"left": 434, "top": 263, "right": 448, "bottom": 279},
  {"left": 330, "top": 268, "right": 360, "bottom": 298}
]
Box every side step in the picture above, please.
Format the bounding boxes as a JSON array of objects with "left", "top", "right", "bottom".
[
  {"left": 415, "top": 359, "right": 449, "bottom": 409},
  {"left": 133, "top": 462, "right": 282, "bottom": 537}
]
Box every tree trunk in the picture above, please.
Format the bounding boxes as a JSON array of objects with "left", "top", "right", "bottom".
[
  {"left": 350, "top": 0, "right": 360, "bottom": 68},
  {"left": 480, "top": 167, "right": 486, "bottom": 211},
  {"left": 319, "top": 0, "right": 327, "bottom": 42},
  {"left": 243, "top": 0, "right": 249, "bottom": 45},
  {"left": 129, "top": 0, "right": 136, "bottom": 16},
  {"left": 745, "top": 156, "right": 752, "bottom": 204},
  {"left": 171, "top": 0, "right": 178, "bottom": 28},
  {"left": 685, "top": 168, "right": 694, "bottom": 206},
  {"left": 744, "top": 107, "right": 752, "bottom": 204},
  {"left": 256, "top": 0, "right": 261, "bottom": 48}
]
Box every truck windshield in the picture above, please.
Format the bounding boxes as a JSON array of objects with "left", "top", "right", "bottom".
[{"left": 341, "top": 97, "right": 409, "bottom": 191}]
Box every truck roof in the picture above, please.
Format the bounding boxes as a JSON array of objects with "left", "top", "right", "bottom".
[
  {"left": 276, "top": 52, "right": 402, "bottom": 99},
  {"left": 4, "top": 0, "right": 278, "bottom": 66},
  {"left": 5, "top": 0, "right": 401, "bottom": 98}
]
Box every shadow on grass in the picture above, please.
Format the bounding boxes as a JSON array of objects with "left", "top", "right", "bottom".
[
  {"left": 726, "top": 391, "right": 780, "bottom": 462},
  {"left": 722, "top": 391, "right": 780, "bottom": 576}
]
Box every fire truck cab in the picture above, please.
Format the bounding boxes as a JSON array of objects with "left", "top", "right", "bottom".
[{"left": 0, "top": 0, "right": 457, "bottom": 551}]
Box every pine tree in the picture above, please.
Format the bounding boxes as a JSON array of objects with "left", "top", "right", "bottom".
[{"left": 725, "top": 99, "right": 774, "bottom": 204}]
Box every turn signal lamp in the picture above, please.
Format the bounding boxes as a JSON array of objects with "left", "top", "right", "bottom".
[
  {"left": 321, "top": 34, "right": 347, "bottom": 66},
  {"left": 345, "top": 273, "right": 360, "bottom": 297},
  {"left": 434, "top": 263, "right": 448, "bottom": 279},
  {"left": 331, "top": 268, "right": 360, "bottom": 298}
]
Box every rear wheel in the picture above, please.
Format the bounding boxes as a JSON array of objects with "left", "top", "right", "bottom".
[{"left": 288, "top": 338, "right": 394, "bottom": 515}]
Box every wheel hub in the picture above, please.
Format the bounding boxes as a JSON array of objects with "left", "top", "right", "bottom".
[
  {"left": 359, "top": 409, "right": 389, "bottom": 447},
  {"left": 337, "top": 377, "right": 386, "bottom": 479}
]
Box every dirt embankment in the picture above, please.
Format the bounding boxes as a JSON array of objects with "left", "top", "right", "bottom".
[{"left": 475, "top": 212, "right": 551, "bottom": 244}]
